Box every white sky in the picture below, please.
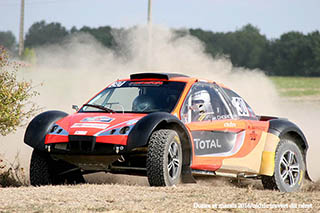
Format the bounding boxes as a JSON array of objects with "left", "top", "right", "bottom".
[{"left": 0, "top": 0, "right": 319, "bottom": 40}]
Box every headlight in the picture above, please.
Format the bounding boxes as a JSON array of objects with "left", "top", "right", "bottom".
[{"left": 49, "top": 124, "right": 68, "bottom": 135}]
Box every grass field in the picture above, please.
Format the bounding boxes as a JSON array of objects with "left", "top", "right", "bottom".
[{"left": 270, "top": 77, "right": 320, "bottom": 97}]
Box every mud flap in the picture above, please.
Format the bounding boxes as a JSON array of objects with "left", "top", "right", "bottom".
[{"left": 181, "top": 165, "right": 196, "bottom": 183}]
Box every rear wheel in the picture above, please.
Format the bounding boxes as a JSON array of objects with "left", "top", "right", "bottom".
[
  {"left": 30, "top": 150, "right": 85, "bottom": 186},
  {"left": 146, "top": 129, "right": 182, "bottom": 186},
  {"left": 261, "top": 139, "right": 305, "bottom": 192}
]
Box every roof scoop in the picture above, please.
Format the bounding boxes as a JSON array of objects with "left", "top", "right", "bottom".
[{"left": 130, "top": 73, "right": 189, "bottom": 80}]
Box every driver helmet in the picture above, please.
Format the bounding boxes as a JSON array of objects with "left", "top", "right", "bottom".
[
  {"left": 190, "top": 90, "right": 213, "bottom": 114},
  {"left": 132, "top": 94, "right": 156, "bottom": 112}
]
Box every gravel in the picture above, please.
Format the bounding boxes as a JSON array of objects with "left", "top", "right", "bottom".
[{"left": 0, "top": 175, "right": 319, "bottom": 213}]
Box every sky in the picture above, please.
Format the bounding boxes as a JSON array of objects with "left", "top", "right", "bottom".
[{"left": 0, "top": 0, "right": 319, "bottom": 40}]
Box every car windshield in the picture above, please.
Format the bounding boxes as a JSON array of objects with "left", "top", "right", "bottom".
[{"left": 80, "top": 81, "right": 186, "bottom": 113}]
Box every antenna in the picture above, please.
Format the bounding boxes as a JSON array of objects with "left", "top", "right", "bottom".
[
  {"left": 147, "top": 0, "right": 152, "bottom": 69},
  {"left": 147, "top": 0, "right": 152, "bottom": 24},
  {"left": 18, "top": 0, "right": 25, "bottom": 57}
]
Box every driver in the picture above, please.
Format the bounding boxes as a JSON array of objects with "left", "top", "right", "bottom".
[
  {"left": 132, "top": 94, "right": 156, "bottom": 112},
  {"left": 189, "top": 90, "right": 214, "bottom": 121}
]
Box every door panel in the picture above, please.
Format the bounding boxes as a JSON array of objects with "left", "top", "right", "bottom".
[
  {"left": 188, "top": 120, "right": 248, "bottom": 171},
  {"left": 179, "top": 82, "right": 269, "bottom": 174},
  {"left": 188, "top": 119, "right": 268, "bottom": 173}
]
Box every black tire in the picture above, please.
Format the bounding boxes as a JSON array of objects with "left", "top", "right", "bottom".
[
  {"left": 146, "top": 129, "right": 183, "bottom": 186},
  {"left": 261, "top": 139, "right": 305, "bottom": 192},
  {"left": 30, "top": 150, "right": 52, "bottom": 186},
  {"left": 30, "top": 150, "right": 85, "bottom": 186}
]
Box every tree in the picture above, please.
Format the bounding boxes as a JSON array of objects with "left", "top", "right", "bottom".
[
  {"left": 304, "top": 31, "right": 320, "bottom": 76},
  {"left": 20, "top": 20, "right": 320, "bottom": 76},
  {"left": 269, "top": 32, "right": 312, "bottom": 76},
  {"left": 221, "top": 24, "right": 268, "bottom": 69},
  {"left": 77, "top": 26, "right": 116, "bottom": 48},
  {"left": 0, "top": 47, "right": 38, "bottom": 136},
  {"left": 189, "top": 28, "right": 225, "bottom": 57},
  {"left": 24, "top": 21, "right": 69, "bottom": 48},
  {"left": 0, "top": 31, "right": 16, "bottom": 52},
  {"left": 190, "top": 25, "right": 268, "bottom": 70}
]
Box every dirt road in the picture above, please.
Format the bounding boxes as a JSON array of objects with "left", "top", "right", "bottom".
[{"left": 0, "top": 175, "right": 319, "bottom": 212}]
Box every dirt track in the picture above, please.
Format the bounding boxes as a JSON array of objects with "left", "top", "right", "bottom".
[{"left": 0, "top": 174, "right": 319, "bottom": 212}]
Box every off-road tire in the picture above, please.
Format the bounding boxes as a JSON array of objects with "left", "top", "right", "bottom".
[
  {"left": 30, "top": 150, "right": 52, "bottom": 186},
  {"left": 30, "top": 150, "right": 85, "bottom": 186},
  {"left": 146, "top": 129, "right": 182, "bottom": 186},
  {"left": 261, "top": 139, "right": 305, "bottom": 192}
]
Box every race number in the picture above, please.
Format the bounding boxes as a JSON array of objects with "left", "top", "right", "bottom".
[{"left": 231, "top": 97, "right": 249, "bottom": 116}]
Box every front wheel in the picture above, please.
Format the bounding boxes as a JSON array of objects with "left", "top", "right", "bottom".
[
  {"left": 30, "top": 150, "right": 85, "bottom": 186},
  {"left": 146, "top": 129, "right": 183, "bottom": 186},
  {"left": 261, "top": 139, "right": 305, "bottom": 192}
]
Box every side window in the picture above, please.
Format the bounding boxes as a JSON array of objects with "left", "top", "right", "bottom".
[
  {"left": 222, "top": 88, "right": 257, "bottom": 119},
  {"left": 181, "top": 82, "right": 232, "bottom": 123}
]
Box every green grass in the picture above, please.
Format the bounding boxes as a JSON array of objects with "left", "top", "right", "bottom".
[{"left": 269, "top": 77, "right": 320, "bottom": 97}]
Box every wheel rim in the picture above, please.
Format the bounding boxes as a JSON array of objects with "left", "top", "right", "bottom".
[
  {"left": 279, "top": 150, "right": 300, "bottom": 187},
  {"left": 167, "top": 141, "right": 181, "bottom": 180}
]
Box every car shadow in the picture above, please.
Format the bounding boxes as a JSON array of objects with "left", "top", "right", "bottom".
[
  {"left": 84, "top": 172, "right": 149, "bottom": 186},
  {"left": 194, "top": 175, "right": 265, "bottom": 190}
]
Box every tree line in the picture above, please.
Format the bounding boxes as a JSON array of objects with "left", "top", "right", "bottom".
[{"left": 1, "top": 21, "right": 320, "bottom": 76}]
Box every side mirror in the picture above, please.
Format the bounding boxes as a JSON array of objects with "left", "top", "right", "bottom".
[{"left": 72, "top": 105, "right": 79, "bottom": 111}]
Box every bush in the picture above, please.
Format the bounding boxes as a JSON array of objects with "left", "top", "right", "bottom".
[
  {"left": 0, "top": 154, "right": 27, "bottom": 187},
  {"left": 0, "top": 46, "right": 39, "bottom": 136},
  {"left": 22, "top": 48, "right": 37, "bottom": 64},
  {"left": 0, "top": 46, "right": 38, "bottom": 187}
]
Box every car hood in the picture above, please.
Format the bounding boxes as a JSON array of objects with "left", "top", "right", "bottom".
[{"left": 55, "top": 112, "right": 146, "bottom": 136}]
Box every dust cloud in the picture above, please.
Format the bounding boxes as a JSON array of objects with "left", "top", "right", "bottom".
[
  {"left": 0, "top": 25, "right": 319, "bottom": 182},
  {"left": 278, "top": 101, "right": 320, "bottom": 181}
]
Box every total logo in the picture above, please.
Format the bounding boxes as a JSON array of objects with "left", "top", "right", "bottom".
[{"left": 194, "top": 138, "right": 222, "bottom": 150}]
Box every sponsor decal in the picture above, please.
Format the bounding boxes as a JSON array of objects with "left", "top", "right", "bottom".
[
  {"left": 71, "top": 123, "right": 109, "bottom": 129},
  {"left": 192, "top": 131, "right": 238, "bottom": 156},
  {"left": 211, "top": 114, "right": 232, "bottom": 121},
  {"left": 194, "top": 138, "right": 222, "bottom": 150},
  {"left": 74, "top": 131, "right": 88, "bottom": 135},
  {"left": 224, "top": 122, "right": 236, "bottom": 128},
  {"left": 129, "top": 81, "right": 163, "bottom": 86},
  {"left": 108, "top": 81, "right": 126, "bottom": 88},
  {"left": 81, "top": 116, "right": 114, "bottom": 123},
  {"left": 192, "top": 131, "right": 236, "bottom": 156}
]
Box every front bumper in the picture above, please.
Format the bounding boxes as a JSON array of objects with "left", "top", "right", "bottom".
[
  {"left": 45, "top": 135, "right": 128, "bottom": 155},
  {"left": 46, "top": 135, "right": 147, "bottom": 174}
]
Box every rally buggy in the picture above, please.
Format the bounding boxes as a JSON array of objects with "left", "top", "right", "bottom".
[{"left": 25, "top": 73, "right": 308, "bottom": 192}]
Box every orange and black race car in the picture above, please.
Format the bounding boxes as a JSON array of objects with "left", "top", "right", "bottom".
[{"left": 24, "top": 73, "right": 308, "bottom": 192}]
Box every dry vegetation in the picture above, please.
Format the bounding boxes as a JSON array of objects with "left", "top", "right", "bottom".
[
  {"left": 0, "top": 154, "right": 27, "bottom": 187},
  {"left": 0, "top": 174, "right": 319, "bottom": 212}
]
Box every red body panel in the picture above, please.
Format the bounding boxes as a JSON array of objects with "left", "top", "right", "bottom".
[
  {"left": 95, "top": 135, "right": 128, "bottom": 145},
  {"left": 45, "top": 113, "right": 146, "bottom": 145}
]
